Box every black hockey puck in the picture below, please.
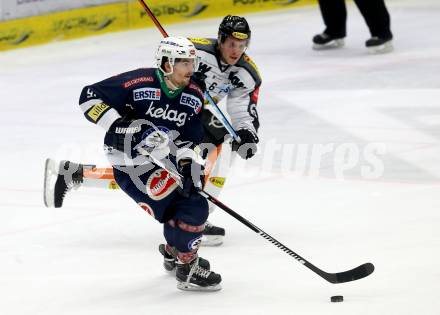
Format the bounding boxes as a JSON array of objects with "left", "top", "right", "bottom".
[{"left": 331, "top": 295, "right": 344, "bottom": 302}]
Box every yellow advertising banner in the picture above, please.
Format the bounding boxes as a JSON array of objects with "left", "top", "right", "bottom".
[
  {"left": 0, "top": 2, "right": 128, "bottom": 51},
  {"left": 127, "top": 0, "right": 314, "bottom": 28},
  {"left": 0, "top": 0, "right": 316, "bottom": 51}
]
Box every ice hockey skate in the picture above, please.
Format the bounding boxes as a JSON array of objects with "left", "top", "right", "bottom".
[
  {"left": 366, "top": 37, "right": 393, "bottom": 54},
  {"left": 312, "top": 33, "right": 345, "bottom": 50},
  {"left": 43, "top": 159, "right": 83, "bottom": 208},
  {"left": 201, "top": 221, "right": 225, "bottom": 246},
  {"left": 158, "top": 244, "right": 210, "bottom": 272},
  {"left": 176, "top": 257, "right": 221, "bottom": 291}
]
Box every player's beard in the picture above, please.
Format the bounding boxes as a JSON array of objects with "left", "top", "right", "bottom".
[
  {"left": 180, "top": 75, "right": 191, "bottom": 87},
  {"left": 167, "top": 72, "right": 191, "bottom": 89},
  {"left": 177, "top": 74, "right": 191, "bottom": 88}
]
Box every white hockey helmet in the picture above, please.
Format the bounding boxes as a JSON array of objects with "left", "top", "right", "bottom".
[{"left": 155, "top": 36, "right": 200, "bottom": 75}]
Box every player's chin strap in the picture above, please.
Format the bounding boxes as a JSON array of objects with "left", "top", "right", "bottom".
[
  {"left": 136, "top": 0, "right": 241, "bottom": 144},
  {"left": 145, "top": 153, "right": 375, "bottom": 284}
]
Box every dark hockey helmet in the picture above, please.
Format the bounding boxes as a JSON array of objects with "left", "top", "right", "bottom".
[{"left": 218, "top": 15, "right": 251, "bottom": 43}]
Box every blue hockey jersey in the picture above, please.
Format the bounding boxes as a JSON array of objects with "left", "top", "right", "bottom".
[{"left": 79, "top": 68, "right": 205, "bottom": 166}]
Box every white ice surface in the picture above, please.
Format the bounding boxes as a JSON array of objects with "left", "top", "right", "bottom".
[{"left": 1, "top": 0, "right": 440, "bottom": 314}]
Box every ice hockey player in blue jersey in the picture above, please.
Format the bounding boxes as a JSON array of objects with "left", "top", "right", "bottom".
[
  {"left": 44, "top": 15, "right": 262, "bottom": 247},
  {"left": 78, "top": 36, "right": 222, "bottom": 291}
]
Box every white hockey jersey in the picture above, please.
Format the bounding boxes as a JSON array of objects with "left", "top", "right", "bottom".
[{"left": 189, "top": 38, "right": 262, "bottom": 134}]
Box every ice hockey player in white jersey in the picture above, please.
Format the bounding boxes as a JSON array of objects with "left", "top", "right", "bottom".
[{"left": 44, "top": 15, "right": 262, "bottom": 247}]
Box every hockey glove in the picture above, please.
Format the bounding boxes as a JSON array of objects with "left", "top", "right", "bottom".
[
  {"left": 177, "top": 158, "right": 205, "bottom": 198},
  {"left": 104, "top": 118, "right": 143, "bottom": 154},
  {"left": 231, "top": 129, "right": 259, "bottom": 159},
  {"left": 191, "top": 72, "right": 207, "bottom": 93}
]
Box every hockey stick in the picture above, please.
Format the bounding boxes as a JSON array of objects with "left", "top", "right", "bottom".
[
  {"left": 199, "top": 190, "right": 375, "bottom": 284},
  {"left": 137, "top": 0, "right": 241, "bottom": 143},
  {"left": 137, "top": 0, "right": 167, "bottom": 37},
  {"left": 145, "top": 154, "right": 375, "bottom": 284}
]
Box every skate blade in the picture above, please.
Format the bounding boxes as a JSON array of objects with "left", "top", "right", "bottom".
[
  {"left": 177, "top": 281, "right": 222, "bottom": 292},
  {"left": 368, "top": 41, "right": 393, "bottom": 54},
  {"left": 313, "top": 39, "right": 345, "bottom": 50},
  {"left": 200, "top": 235, "right": 224, "bottom": 247},
  {"left": 43, "top": 158, "right": 57, "bottom": 208}
]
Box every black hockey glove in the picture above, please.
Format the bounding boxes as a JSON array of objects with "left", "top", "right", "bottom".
[
  {"left": 191, "top": 72, "right": 207, "bottom": 93},
  {"left": 177, "top": 158, "right": 205, "bottom": 198},
  {"left": 104, "top": 118, "right": 143, "bottom": 154},
  {"left": 231, "top": 129, "right": 259, "bottom": 159}
]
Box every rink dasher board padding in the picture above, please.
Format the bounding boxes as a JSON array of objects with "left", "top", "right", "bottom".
[{"left": 0, "top": 0, "right": 316, "bottom": 51}]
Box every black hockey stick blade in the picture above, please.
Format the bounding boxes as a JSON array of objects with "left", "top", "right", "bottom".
[{"left": 323, "top": 262, "right": 375, "bottom": 284}]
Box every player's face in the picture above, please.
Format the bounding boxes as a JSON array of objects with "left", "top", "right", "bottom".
[
  {"left": 169, "top": 58, "right": 196, "bottom": 88},
  {"left": 219, "top": 37, "right": 248, "bottom": 65}
]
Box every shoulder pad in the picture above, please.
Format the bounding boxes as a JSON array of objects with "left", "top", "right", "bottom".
[
  {"left": 188, "top": 38, "right": 217, "bottom": 53},
  {"left": 236, "top": 54, "right": 262, "bottom": 86}
]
